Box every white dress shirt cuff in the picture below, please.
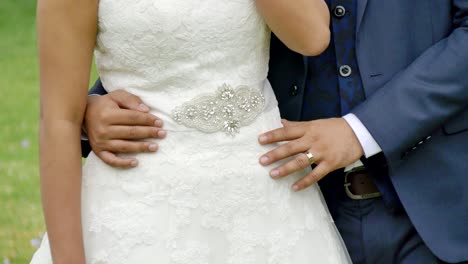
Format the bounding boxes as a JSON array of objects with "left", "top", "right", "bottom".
[
  {"left": 81, "top": 129, "right": 89, "bottom": 141},
  {"left": 344, "top": 160, "right": 364, "bottom": 172},
  {"left": 342, "top": 113, "right": 382, "bottom": 158}
]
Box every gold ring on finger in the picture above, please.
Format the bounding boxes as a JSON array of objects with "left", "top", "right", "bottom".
[{"left": 305, "top": 152, "right": 315, "bottom": 165}]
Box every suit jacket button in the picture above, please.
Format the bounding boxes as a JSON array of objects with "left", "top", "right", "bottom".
[
  {"left": 289, "top": 85, "right": 299, "bottom": 96},
  {"left": 333, "top": 5, "right": 346, "bottom": 18}
]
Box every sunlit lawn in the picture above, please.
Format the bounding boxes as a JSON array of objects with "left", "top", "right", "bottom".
[{"left": 0, "top": 1, "right": 97, "bottom": 262}]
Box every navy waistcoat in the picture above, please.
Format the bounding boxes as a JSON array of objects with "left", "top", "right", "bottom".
[{"left": 301, "top": 0, "right": 400, "bottom": 209}]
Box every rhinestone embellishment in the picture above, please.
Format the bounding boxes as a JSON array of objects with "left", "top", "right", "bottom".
[{"left": 171, "top": 84, "right": 265, "bottom": 135}]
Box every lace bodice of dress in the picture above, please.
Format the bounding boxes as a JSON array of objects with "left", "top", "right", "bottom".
[{"left": 95, "top": 0, "right": 271, "bottom": 118}]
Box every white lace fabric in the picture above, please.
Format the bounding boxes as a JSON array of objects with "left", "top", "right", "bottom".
[{"left": 31, "top": 0, "right": 350, "bottom": 263}]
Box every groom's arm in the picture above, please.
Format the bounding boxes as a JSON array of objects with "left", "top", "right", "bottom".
[
  {"left": 257, "top": 1, "right": 468, "bottom": 191},
  {"left": 81, "top": 79, "right": 107, "bottom": 157},
  {"left": 81, "top": 79, "right": 165, "bottom": 168},
  {"left": 88, "top": 78, "right": 107, "bottom": 96},
  {"left": 352, "top": 0, "right": 468, "bottom": 171}
]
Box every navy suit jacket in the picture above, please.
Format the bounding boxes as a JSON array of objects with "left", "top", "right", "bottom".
[
  {"left": 86, "top": 0, "right": 468, "bottom": 262},
  {"left": 268, "top": 1, "right": 468, "bottom": 262}
]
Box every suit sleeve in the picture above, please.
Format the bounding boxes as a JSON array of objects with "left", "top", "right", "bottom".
[
  {"left": 352, "top": 1, "right": 468, "bottom": 170},
  {"left": 81, "top": 79, "right": 107, "bottom": 157},
  {"left": 88, "top": 78, "right": 107, "bottom": 96}
]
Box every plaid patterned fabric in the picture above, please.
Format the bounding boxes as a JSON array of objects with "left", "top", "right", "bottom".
[{"left": 301, "top": 0, "right": 365, "bottom": 120}]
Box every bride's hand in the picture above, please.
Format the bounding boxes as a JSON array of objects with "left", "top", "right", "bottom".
[
  {"left": 84, "top": 90, "right": 166, "bottom": 168},
  {"left": 258, "top": 118, "right": 364, "bottom": 191}
]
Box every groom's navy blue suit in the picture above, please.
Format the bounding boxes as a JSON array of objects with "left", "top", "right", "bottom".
[
  {"left": 85, "top": 0, "right": 468, "bottom": 262},
  {"left": 268, "top": 0, "right": 468, "bottom": 263}
]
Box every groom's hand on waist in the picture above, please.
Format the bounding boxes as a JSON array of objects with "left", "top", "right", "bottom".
[
  {"left": 84, "top": 90, "right": 166, "bottom": 168},
  {"left": 258, "top": 118, "right": 364, "bottom": 191}
]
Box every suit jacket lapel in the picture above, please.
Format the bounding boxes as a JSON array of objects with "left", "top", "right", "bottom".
[{"left": 356, "top": 0, "right": 368, "bottom": 33}]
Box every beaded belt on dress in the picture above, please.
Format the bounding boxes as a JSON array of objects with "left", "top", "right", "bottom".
[{"left": 170, "top": 83, "right": 265, "bottom": 136}]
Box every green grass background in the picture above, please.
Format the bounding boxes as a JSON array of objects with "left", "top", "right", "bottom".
[{"left": 0, "top": 1, "right": 97, "bottom": 262}]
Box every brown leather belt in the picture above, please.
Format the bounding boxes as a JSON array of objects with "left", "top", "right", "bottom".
[{"left": 344, "top": 168, "right": 382, "bottom": 200}]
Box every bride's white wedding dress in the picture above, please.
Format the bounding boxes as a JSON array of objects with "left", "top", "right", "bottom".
[{"left": 31, "top": 0, "right": 350, "bottom": 263}]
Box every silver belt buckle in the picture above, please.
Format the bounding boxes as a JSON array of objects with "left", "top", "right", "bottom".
[{"left": 344, "top": 166, "right": 382, "bottom": 200}]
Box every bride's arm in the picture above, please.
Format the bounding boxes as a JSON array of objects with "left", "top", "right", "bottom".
[
  {"left": 255, "top": 0, "right": 330, "bottom": 56},
  {"left": 37, "top": 0, "right": 97, "bottom": 262}
]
